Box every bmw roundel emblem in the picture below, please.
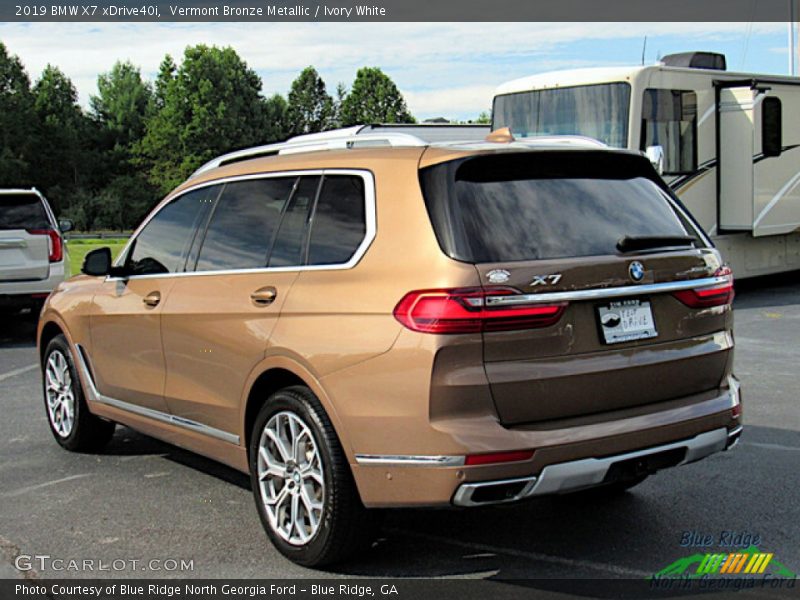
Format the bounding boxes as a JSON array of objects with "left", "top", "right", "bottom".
[{"left": 628, "top": 261, "right": 645, "bottom": 282}]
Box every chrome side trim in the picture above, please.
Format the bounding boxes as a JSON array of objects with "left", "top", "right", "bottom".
[
  {"left": 453, "top": 476, "right": 538, "bottom": 507},
  {"left": 354, "top": 454, "right": 466, "bottom": 467},
  {"left": 485, "top": 276, "right": 729, "bottom": 306},
  {"left": 726, "top": 425, "right": 743, "bottom": 450},
  {"left": 74, "top": 344, "right": 240, "bottom": 445},
  {"left": 108, "top": 169, "right": 376, "bottom": 281}
]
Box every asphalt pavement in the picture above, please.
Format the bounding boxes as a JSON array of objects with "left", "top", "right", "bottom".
[{"left": 1, "top": 275, "right": 798, "bottom": 586}]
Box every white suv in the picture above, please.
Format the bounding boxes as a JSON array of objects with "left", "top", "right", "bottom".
[{"left": 0, "top": 188, "right": 71, "bottom": 316}]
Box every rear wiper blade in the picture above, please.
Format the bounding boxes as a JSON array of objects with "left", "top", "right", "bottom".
[{"left": 616, "top": 235, "right": 695, "bottom": 254}]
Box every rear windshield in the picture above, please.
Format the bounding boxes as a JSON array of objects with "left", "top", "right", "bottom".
[
  {"left": 0, "top": 194, "right": 49, "bottom": 230},
  {"left": 420, "top": 152, "right": 701, "bottom": 263}
]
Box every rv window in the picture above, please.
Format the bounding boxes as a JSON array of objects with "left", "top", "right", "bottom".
[
  {"left": 762, "top": 97, "right": 782, "bottom": 157},
  {"left": 640, "top": 90, "right": 697, "bottom": 175}
]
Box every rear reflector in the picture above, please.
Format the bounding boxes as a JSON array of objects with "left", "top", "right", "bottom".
[
  {"left": 26, "top": 229, "right": 63, "bottom": 263},
  {"left": 393, "top": 287, "right": 567, "bottom": 334},
  {"left": 672, "top": 266, "right": 734, "bottom": 308},
  {"left": 465, "top": 450, "right": 534, "bottom": 466}
]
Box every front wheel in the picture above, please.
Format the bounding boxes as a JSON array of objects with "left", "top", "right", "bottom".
[
  {"left": 42, "top": 334, "right": 115, "bottom": 452},
  {"left": 249, "top": 386, "right": 379, "bottom": 567}
]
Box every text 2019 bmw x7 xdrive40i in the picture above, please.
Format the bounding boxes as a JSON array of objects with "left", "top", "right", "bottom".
[{"left": 38, "top": 130, "right": 741, "bottom": 566}]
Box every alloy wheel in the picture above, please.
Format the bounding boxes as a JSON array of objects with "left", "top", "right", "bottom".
[
  {"left": 45, "top": 350, "right": 75, "bottom": 438},
  {"left": 257, "top": 411, "right": 325, "bottom": 545}
]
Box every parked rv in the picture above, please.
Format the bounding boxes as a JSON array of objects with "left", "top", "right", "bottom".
[{"left": 493, "top": 51, "right": 800, "bottom": 278}]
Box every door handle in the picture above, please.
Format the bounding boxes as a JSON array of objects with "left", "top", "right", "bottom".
[
  {"left": 251, "top": 287, "right": 277, "bottom": 306},
  {"left": 143, "top": 291, "right": 161, "bottom": 307}
]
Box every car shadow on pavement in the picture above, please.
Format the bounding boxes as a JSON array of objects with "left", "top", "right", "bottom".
[
  {"left": 0, "top": 313, "right": 38, "bottom": 348},
  {"left": 104, "top": 426, "right": 251, "bottom": 490}
]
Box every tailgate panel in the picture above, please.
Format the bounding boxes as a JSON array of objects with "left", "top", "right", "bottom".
[
  {"left": 486, "top": 331, "right": 732, "bottom": 424},
  {"left": 0, "top": 230, "right": 50, "bottom": 281}
]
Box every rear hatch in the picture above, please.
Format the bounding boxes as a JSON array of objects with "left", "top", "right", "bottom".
[
  {"left": 420, "top": 150, "right": 733, "bottom": 426},
  {"left": 0, "top": 193, "right": 52, "bottom": 281}
]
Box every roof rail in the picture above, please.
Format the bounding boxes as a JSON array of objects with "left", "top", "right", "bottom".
[{"left": 191, "top": 128, "right": 427, "bottom": 178}]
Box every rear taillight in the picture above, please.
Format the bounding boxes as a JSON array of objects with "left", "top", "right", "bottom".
[
  {"left": 26, "top": 229, "right": 63, "bottom": 263},
  {"left": 393, "top": 287, "right": 567, "bottom": 334},
  {"left": 672, "top": 266, "right": 734, "bottom": 308}
]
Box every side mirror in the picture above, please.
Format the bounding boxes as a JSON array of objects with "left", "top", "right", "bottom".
[
  {"left": 81, "top": 247, "right": 112, "bottom": 277},
  {"left": 58, "top": 219, "right": 74, "bottom": 233},
  {"left": 645, "top": 145, "right": 665, "bottom": 175}
]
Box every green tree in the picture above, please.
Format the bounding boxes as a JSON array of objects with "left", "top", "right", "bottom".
[
  {"left": 137, "top": 45, "right": 276, "bottom": 194},
  {"left": 31, "top": 65, "right": 90, "bottom": 210},
  {"left": 339, "top": 67, "right": 414, "bottom": 126},
  {"left": 0, "top": 42, "right": 36, "bottom": 186},
  {"left": 152, "top": 54, "right": 176, "bottom": 112},
  {"left": 286, "top": 66, "right": 334, "bottom": 135},
  {"left": 475, "top": 111, "right": 491, "bottom": 124},
  {"left": 264, "top": 93, "right": 290, "bottom": 141},
  {"left": 91, "top": 61, "right": 152, "bottom": 155}
]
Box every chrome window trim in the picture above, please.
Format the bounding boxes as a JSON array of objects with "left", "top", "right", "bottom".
[
  {"left": 74, "top": 344, "right": 240, "bottom": 445},
  {"left": 354, "top": 454, "right": 466, "bottom": 467},
  {"left": 485, "top": 275, "right": 729, "bottom": 306},
  {"left": 108, "top": 169, "right": 376, "bottom": 281}
]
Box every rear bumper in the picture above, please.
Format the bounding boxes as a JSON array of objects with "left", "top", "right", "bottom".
[
  {"left": 0, "top": 263, "right": 65, "bottom": 308},
  {"left": 453, "top": 426, "right": 736, "bottom": 506},
  {"left": 350, "top": 376, "right": 741, "bottom": 508}
]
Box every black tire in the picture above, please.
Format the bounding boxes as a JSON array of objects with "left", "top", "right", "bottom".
[
  {"left": 249, "top": 385, "right": 380, "bottom": 567},
  {"left": 42, "top": 334, "right": 115, "bottom": 452}
]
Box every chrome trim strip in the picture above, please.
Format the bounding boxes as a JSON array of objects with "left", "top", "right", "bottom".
[
  {"left": 355, "top": 454, "right": 466, "bottom": 467},
  {"left": 74, "top": 344, "right": 240, "bottom": 445},
  {"left": 0, "top": 239, "right": 27, "bottom": 249},
  {"left": 726, "top": 425, "right": 744, "bottom": 450},
  {"left": 485, "top": 276, "right": 729, "bottom": 306},
  {"left": 108, "top": 169, "right": 376, "bottom": 281},
  {"left": 452, "top": 476, "right": 538, "bottom": 507}
]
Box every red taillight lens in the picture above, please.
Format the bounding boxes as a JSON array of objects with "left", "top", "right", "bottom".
[
  {"left": 672, "top": 266, "right": 734, "bottom": 308},
  {"left": 393, "top": 287, "right": 567, "bottom": 334},
  {"left": 26, "top": 229, "right": 63, "bottom": 263},
  {"left": 465, "top": 450, "right": 534, "bottom": 466}
]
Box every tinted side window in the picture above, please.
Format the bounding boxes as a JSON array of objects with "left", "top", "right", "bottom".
[
  {"left": 127, "top": 187, "right": 216, "bottom": 275},
  {"left": 640, "top": 89, "right": 697, "bottom": 175},
  {"left": 196, "top": 178, "right": 296, "bottom": 271},
  {"left": 307, "top": 176, "right": 366, "bottom": 265},
  {"left": 0, "top": 194, "right": 49, "bottom": 230},
  {"left": 268, "top": 176, "right": 319, "bottom": 267}
]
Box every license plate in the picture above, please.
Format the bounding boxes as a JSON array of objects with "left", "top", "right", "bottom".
[{"left": 597, "top": 300, "right": 657, "bottom": 344}]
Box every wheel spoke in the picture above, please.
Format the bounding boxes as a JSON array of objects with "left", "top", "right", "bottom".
[
  {"left": 266, "top": 427, "right": 292, "bottom": 463},
  {"left": 259, "top": 446, "right": 286, "bottom": 480}
]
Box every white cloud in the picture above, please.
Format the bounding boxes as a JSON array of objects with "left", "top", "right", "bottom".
[{"left": 0, "top": 21, "right": 787, "bottom": 119}]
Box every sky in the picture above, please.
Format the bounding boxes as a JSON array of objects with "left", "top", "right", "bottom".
[{"left": 0, "top": 21, "right": 794, "bottom": 121}]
